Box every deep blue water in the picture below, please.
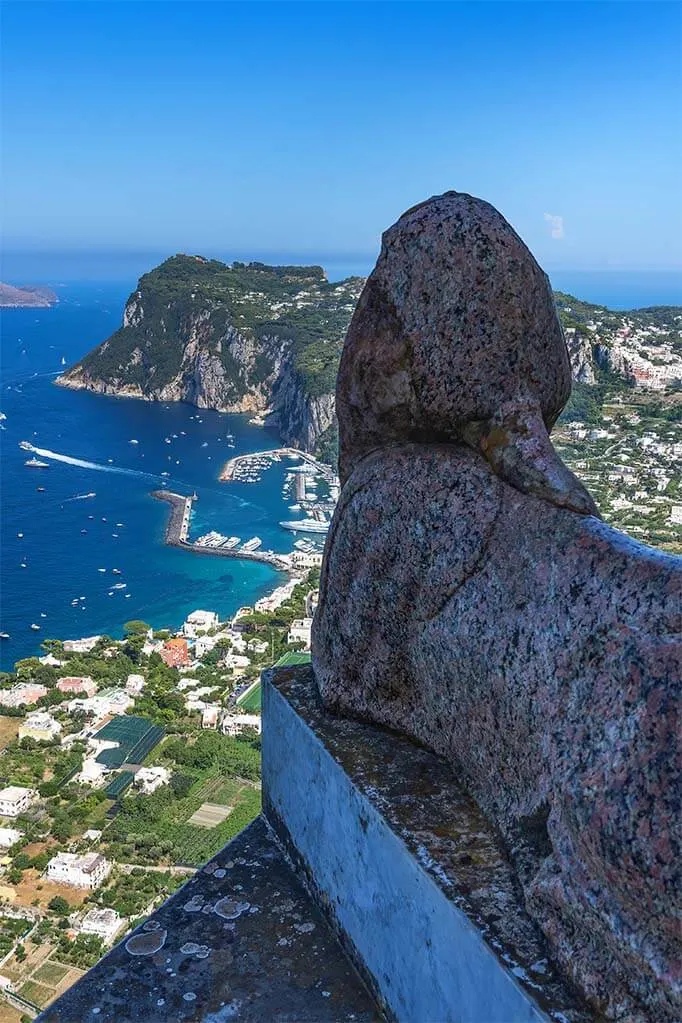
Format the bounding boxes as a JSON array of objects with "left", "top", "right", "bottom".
[
  {"left": 0, "top": 283, "right": 320, "bottom": 670},
  {"left": 1, "top": 270, "right": 680, "bottom": 671}
]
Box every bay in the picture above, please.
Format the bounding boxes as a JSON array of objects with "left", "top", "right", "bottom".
[{"left": 0, "top": 283, "right": 307, "bottom": 670}]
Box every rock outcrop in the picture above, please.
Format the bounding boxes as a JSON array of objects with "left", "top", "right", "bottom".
[
  {"left": 314, "top": 192, "right": 682, "bottom": 1021},
  {"left": 57, "top": 256, "right": 363, "bottom": 454}
]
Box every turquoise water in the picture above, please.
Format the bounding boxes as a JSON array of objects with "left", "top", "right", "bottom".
[{"left": 0, "top": 283, "right": 314, "bottom": 670}]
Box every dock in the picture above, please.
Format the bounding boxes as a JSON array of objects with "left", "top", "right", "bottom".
[
  {"left": 151, "top": 490, "right": 296, "bottom": 574},
  {"left": 219, "top": 447, "right": 334, "bottom": 483}
]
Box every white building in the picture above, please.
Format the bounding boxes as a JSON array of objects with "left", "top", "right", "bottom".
[
  {"left": 38, "top": 653, "right": 65, "bottom": 667},
  {"left": 287, "top": 618, "right": 313, "bottom": 650},
  {"left": 0, "top": 786, "right": 37, "bottom": 818},
  {"left": 68, "top": 688, "right": 133, "bottom": 720},
  {"left": 0, "top": 827, "right": 22, "bottom": 849},
  {"left": 222, "top": 713, "right": 262, "bottom": 737},
  {"left": 18, "top": 712, "right": 62, "bottom": 742},
  {"left": 125, "top": 674, "right": 145, "bottom": 695},
  {"left": 133, "top": 766, "right": 170, "bottom": 795},
  {"left": 223, "top": 653, "right": 251, "bottom": 670},
  {"left": 177, "top": 677, "right": 200, "bottom": 691},
  {"left": 669, "top": 505, "right": 682, "bottom": 525},
  {"left": 183, "top": 610, "right": 219, "bottom": 638},
  {"left": 78, "top": 907, "right": 123, "bottom": 944},
  {"left": 46, "top": 851, "right": 111, "bottom": 889},
  {"left": 290, "top": 551, "right": 324, "bottom": 570},
  {"left": 202, "top": 705, "right": 220, "bottom": 729},
  {"left": 194, "top": 634, "right": 220, "bottom": 659},
  {"left": 82, "top": 829, "right": 103, "bottom": 842},
  {"left": 63, "top": 636, "right": 101, "bottom": 654},
  {"left": 78, "top": 759, "right": 109, "bottom": 788}
]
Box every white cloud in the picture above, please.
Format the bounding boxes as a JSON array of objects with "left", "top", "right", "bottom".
[{"left": 544, "top": 213, "right": 564, "bottom": 240}]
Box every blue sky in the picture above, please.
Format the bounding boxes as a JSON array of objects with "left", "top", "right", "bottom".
[{"left": 2, "top": 1, "right": 681, "bottom": 271}]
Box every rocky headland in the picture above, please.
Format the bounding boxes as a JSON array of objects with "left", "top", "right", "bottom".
[
  {"left": 56, "top": 253, "right": 681, "bottom": 459},
  {"left": 57, "top": 256, "right": 363, "bottom": 456},
  {"left": 0, "top": 282, "right": 58, "bottom": 307}
]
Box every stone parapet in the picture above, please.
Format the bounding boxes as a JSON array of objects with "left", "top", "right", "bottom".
[{"left": 262, "top": 664, "right": 595, "bottom": 1023}]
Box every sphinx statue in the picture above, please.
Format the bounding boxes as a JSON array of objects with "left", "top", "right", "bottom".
[{"left": 313, "top": 192, "right": 681, "bottom": 1022}]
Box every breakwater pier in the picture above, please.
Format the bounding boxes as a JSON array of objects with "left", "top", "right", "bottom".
[{"left": 151, "top": 490, "right": 296, "bottom": 574}]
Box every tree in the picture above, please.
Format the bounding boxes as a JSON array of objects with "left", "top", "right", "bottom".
[
  {"left": 15, "top": 944, "right": 26, "bottom": 962},
  {"left": 124, "top": 620, "right": 150, "bottom": 636},
  {"left": 49, "top": 895, "right": 70, "bottom": 915},
  {"left": 51, "top": 814, "right": 72, "bottom": 842}
]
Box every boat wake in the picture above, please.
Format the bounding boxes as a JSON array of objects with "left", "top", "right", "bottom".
[{"left": 20, "top": 443, "right": 164, "bottom": 483}]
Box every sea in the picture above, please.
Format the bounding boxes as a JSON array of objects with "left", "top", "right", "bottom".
[
  {"left": 0, "top": 281, "right": 323, "bottom": 671},
  {"left": 1, "top": 266, "right": 680, "bottom": 671}
]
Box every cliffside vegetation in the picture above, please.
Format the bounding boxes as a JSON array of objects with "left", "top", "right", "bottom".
[{"left": 59, "top": 256, "right": 363, "bottom": 452}]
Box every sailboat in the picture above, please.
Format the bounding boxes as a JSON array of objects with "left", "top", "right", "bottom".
[{"left": 61, "top": 356, "right": 67, "bottom": 366}]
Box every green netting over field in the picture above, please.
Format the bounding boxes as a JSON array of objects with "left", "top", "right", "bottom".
[
  {"left": 237, "top": 683, "right": 261, "bottom": 713},
  {"left": 94, "top": 716, "right": 164, "bottom": 768},
  {"left": 104, "top": 771, "right": 134, "bottom": 798},
  {"left": 273, "top": 651, "right": 311, "bottom": 667}
]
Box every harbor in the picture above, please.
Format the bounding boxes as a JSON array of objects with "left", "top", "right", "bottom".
[
  {"left": 152, "top": 491, "right": 300, "bottom": 574},
  {"left": 219, "top": 447, "right": 335, "bottom": 483}
]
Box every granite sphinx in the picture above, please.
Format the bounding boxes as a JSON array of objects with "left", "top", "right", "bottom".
[{"left": 313, "top": 192, "right": 682, "bottom": 1022}]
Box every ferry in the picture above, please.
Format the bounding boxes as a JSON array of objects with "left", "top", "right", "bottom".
[
  {"left": 25, "top": 457, "right": 50, "bottom": 468},
  {"left": 279, "top": 518, "right": 329, "bottom": 535},
  {"left": 242, "top": 537, "right": 262, "bottom": 552}
]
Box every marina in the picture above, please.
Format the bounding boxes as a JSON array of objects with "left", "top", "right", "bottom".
[
  {"left": 219, "top": 446, "right": 334, "bottom": 484},
  {"left": 152, "top": 491, "right": 298, "bottom": 574}
]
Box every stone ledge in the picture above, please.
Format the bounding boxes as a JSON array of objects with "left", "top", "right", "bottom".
[
  {"left": 37, "top": 816, "right": 379, "bottom": 1023},
  {"left": 263, "top": 664, "right": 599, "bottom": 1023}
]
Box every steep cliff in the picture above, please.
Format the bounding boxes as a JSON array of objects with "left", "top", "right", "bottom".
[
  {"left": 57, "top": 255, "right": 363, "bottom": 454},
  {"left": 57, "top": 256, "right": 681, "bottom": 460}
]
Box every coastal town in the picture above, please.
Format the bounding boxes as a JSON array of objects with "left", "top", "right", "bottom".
[
  {"left": 0, "top": 566, "right": 318, "bottom": 1018},
  {"left": 557, "top": 393, "right": 681, "bottom": 553}
]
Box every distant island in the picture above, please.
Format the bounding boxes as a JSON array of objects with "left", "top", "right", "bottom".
[{"left": 0, "top": 282, "right": 58, "bottom": 308}]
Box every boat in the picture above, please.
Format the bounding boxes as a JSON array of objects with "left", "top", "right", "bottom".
[
  {"left": 61, "top": 356, "right": 67, "bottom": 366},
  {"left": 0, "top": 633, "right": 9, "bottom": 640},
  {"left": 112, "top": 568, "right": 121, "bottom": 575},
  {"left": 98, "top": 568, "right": 106, "bottom": 572},
  {"left": 19, "top": 441, "right": 32, "bottom": 450},
  {"left": 112, "top": 582, "right": 126, "bottom": 590},
  {"left": 129, "top": 438, "right": 139, "bottom": 445},
  {"left": 36, "top": 486, "right": 45, "bottom": 492},
  {"left": 25, "top": 457, "right": 49, "bottom": 468},
  {"left": 242, "top": 537, "right": 262, "bottom": 552},
  {"left": 279, "top": 518, "right": 329, "bottom": 535},
  {"left": 30, "top": 623, "right": 40, "bottom": 631},
  {"left": 17, "top": 532, "right": 23, "bottom": 538}
]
